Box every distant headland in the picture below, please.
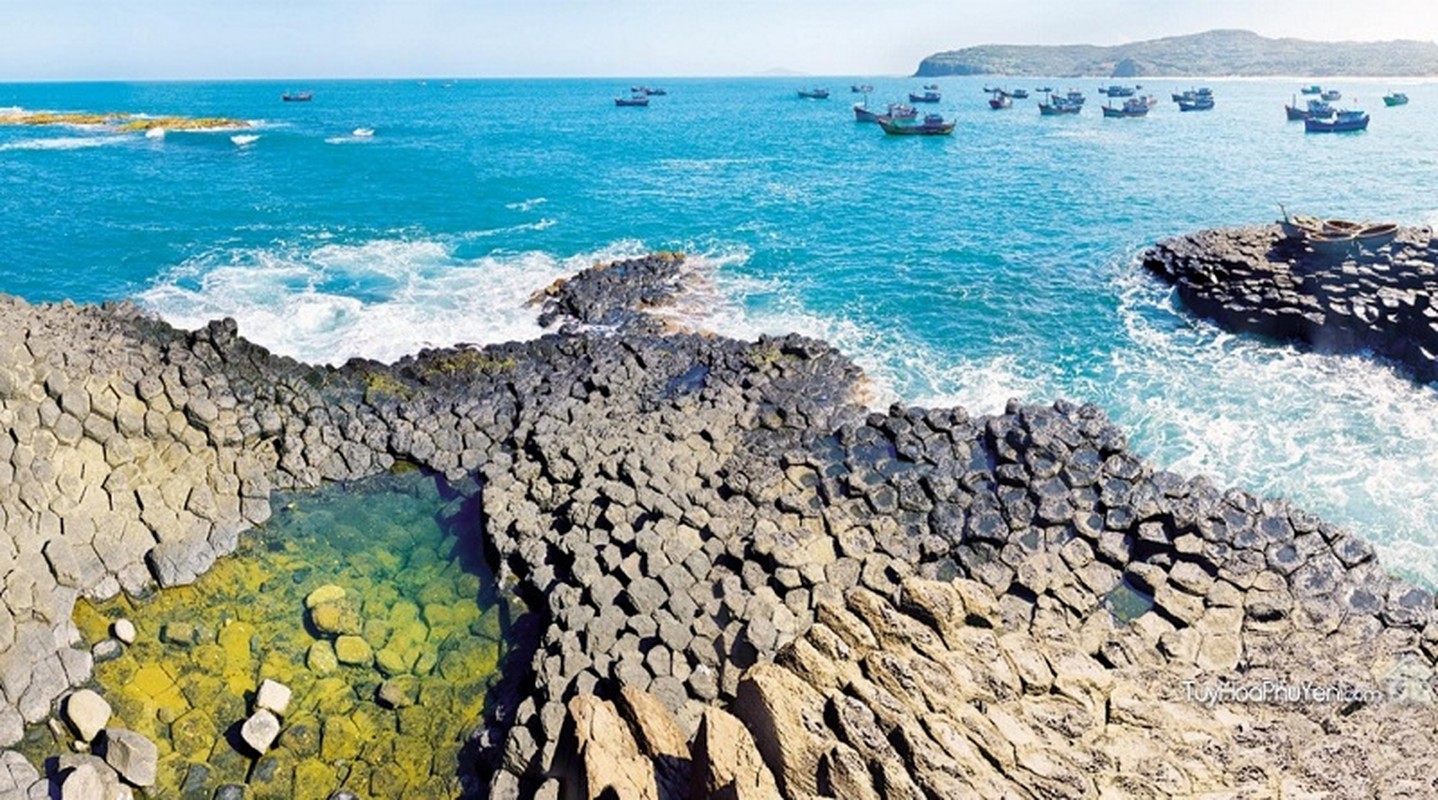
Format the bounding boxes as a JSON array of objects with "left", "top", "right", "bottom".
[{"left": 916, "top": 28, "right": 1438, "bottom": 77}]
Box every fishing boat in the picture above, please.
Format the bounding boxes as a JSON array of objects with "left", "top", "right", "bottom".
[
  {"left": 282, "top": 92, "right": 313, "bottom": 102},
  {"left": 854, "top": 103, "right": 881, "bottom": 122},
  {"left": 1010, "top": 89, "right": 1029, "bottom": 99},
  {"left": 1035, "top": 86, "right": 1052, "bottom": 93},
  {"left": 1178, "top": 96, "right": 1214, "bottom": 111},
  {"left": 885, "top": 103, "right": 918, "bottom": 120},
  {"left": 1304, "top": 109, "right": 1369, "bottom": 132},
  {"left": 923, "top": 84, "right": 940, "bottom": 91},
  {"left": 908, "top": 89, "right": 941, "bottom": 103},
  {"left": 1099, "top": 85, "right": 1137, "bottom": 97},
  {"left": 1064, "top": 89, "right": 1087, "bottom": 105},
  {"left": 1321, "top": 89, "right": 1342, "bottom": 101},
  {"left": 1384, "top": 92, "right": 1410, "bottom": 106},
  {"left": 1285, "top": 97, "right": 1335, "bottom": 120},
  {"left": 352, "top": 128, "right": 375, "bottom": 137},
  {"left": 1039, "top": 95, "right": 1082, "bottom": 115},
  {"left": 615, "top": 93, "right": 650, "bottom": 107},
  {"left": 1102, "top": 96, "right": 1150, "bottom": 118},
  {"left": 1301, "top": 85, "right": 1322, "bottom": 95},
  {"left": 644, "top": 87, "right": 667, "bottom": 96},
  {"left": 851, "top": 84, "right": 874, "bottom": 94},
  {"left": 878, "top": 113, "right": 954, "bottom": 136},
  {"left": 988, "top": 91, "right": 1013, "bottom": 110},
  {"left": 797, "top": 88, "right": 830, "bottom": 99}
]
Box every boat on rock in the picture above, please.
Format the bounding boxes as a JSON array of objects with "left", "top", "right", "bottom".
[
  {"left": 1304, "top": 109, "right": 1369, "bottom": 132},
  {"left": 798, "top": 88, "right": 830, "bottom": 99},
  {"left": 879, "top": 112, "right": 955, "bottom": 135},
  {"left": 1384, "top": 92, "right": 1409, "bottom": 106}
]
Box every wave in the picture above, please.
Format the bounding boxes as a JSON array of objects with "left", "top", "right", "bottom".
[
  {"left": 0, "top": 136, "right": 126, "bottom": 152},
  {"left": 505, "top": 197, "right": 547, "bottom": 212},
  {"left": 136, "top": 236, "right": 647, "bottom": 367}
]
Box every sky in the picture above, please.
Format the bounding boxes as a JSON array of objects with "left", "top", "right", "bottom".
[{"left": 3, "top": 0, "right": 1438, "bottom": 80}]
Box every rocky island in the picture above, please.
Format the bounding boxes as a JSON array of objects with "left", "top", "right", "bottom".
[
  {"left": 1, "top": 253, "right": 1437, "bottom": 798},
  {"left": 916, "top": 29, "right": 1438, "bottom": 78}
]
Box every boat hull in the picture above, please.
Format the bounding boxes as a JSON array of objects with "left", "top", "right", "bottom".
[
  {"left": 853, "top": 104, "right": 881, "bottom": 123},
  {"left": 1384, "top": 95, "right": 1409, "bottom": 106},
  {"left": 878, "top": 119, "right": 954, "bottom": 136},
  {"left": 908, "top": 93, "right": 941, "bottom": 103},
  {"left": 1304, "top": 115, "right": 1369, "bottom": 133}
]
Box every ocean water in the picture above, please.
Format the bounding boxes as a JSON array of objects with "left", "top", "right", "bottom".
[{"left": 3, "top": 77, "right": 1438, "bottom": 582}]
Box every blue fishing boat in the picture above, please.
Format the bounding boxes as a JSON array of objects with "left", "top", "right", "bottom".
[
  {"left": 1301, "top": 84, "right": 1322, "bottom": 95},
  {"left": 644, "top": 87, "right": 667, "bottom": 96},
  {"left": 1384, "top": 92, "right": 1410, "bottom": 107},
  {"left": 1178, "top": 97, "right": 1214, "bottom": 111},
  {"left": 614, "top": 93, "right": 649, "bottom": 107},
  {"left": 851, "top": 84, "right": 874, "bottom": 93},
  {"left": 1009, "top": 89, "right": 1029, "bottom": 99},
  {"left": 282, "top": 91, "right": 313, "bottom": 102},
  {"left": 1099, "top": 85, "right": 1137, "bottom": 97},
  {"left": 797, "top": 88, "right": 830, "bottom": 99},
  {"left": 1039, "top": 95, "right": 1082, "bottom": 115},
  {"left": 1321, "top": 89, "right": 1341, "bottom": 101},
  {"left": 988, "top": 91, "right": 1013, "bottom": 110},
  {"left": 879, "top": 112, "right": 954, "bottom": 136},
  {"left": 1102, "top": 96, "right": 1150, "bottom": 118},
  {"left": 909, "top": 89, "right": 941, "bottom": 103},
  {"left": 1304, "top": 109, "right": 1369, "bottom": 132}
]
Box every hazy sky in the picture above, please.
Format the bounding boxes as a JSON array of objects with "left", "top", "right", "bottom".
[{"left": 4, "top": 0, "right": 1438, "bottom": 80}]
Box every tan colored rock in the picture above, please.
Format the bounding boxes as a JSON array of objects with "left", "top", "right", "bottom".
[
  {"left": 305, "top": 584, "right": 345, "bottom": 609},
  {"left": 63, "top": 689, "right": 111, "bottom": 743},
  {"left": 691, "top": 707, "right": 780, "bottom": 800},
  {"left": 732, "top": 662, "right": 827, "bottom": 797},
  {"left": 334, "top": 635, "right": 372, "bottom": 666},
  {"left": 255, "top": 678, "right": 292, "bottom": 716},
  {"left": 562, "top": 694, "right": 658, "bottom": 800}
]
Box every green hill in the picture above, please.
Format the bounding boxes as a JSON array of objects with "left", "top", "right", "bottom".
[{"left": 916, "top": 29, "right": 1438, "bottom": 77}]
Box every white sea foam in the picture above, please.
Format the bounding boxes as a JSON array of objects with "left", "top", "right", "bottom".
[
  {"left": 506, "top": 197, "right": 547, "bottom": 212},
  {"left": 0, "top": 136, "right": 126, "bottom": 152},
  {"left": 137, "top": 236, "right": 645, "bottom": 366}
]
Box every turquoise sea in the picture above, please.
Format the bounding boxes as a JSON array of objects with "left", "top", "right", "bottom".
[{"left": 4, "top": 77, "right": 1438, "bottom": 582}]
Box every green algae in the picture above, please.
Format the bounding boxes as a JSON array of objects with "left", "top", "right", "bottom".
[{"left": 19, "top": 471, "right": 514, "bottom": 799}]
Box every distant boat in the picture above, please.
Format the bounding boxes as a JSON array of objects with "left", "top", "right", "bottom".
[
  {"left": 1102, "top": 96, "right": 1150, "bottom": 118},
  {"left": 230, "top": 134, "right": 260, "bottom": 146},
  {"left": 878, "top": 112, "right": 954, "bottom": 136},
  {"left": 1384, "top": 92, "right": 1410, "bottom": 106},
  {"left": 854, "top": 102, "right": 916, "bottom": 123},
  {"left": 1099, "top": 85, "right": 1137, "bottom": 97},
  {"left": 1285, "top": 96, "right": 1335, "bottom": 120},
  {"left": 1035, "top": 86, "right": 1052, "bottom": 93},
  {"left": 1039, "top": 95, "right": 1082, "bottom": 115},
  {"left": 615, "top": 94, "right": 649, "bottom": 107},
  {"left": 988, "top": 91, "right": 1012, "bottom": 109},
  {"left": 851, "top": 84, "right": 874, "bottom": 93},
  {"left": 1063, "top": 89, "right": 1087, "bottom": 105},
  {"left": 1304, "top": 109, "right": 1369, "bottom": 132},
  {"left": 923, "top": 83, "right": 939, "bottom": 91},
  {"left": 798, "top": 88, "right": 830, "bottom": 99},
  {"left": 282, "top": 92, "right": 312, "bottom": 102},
  {"left": 1178, "top": 96, "right": 1214, "bottom": 112},
  {"left": 1009, "top": 89, "right": 1029, "bottom": 99},
  {"left": 909, "top": 89, "right": 941, "bottom": 103},
  {"left": 1300, "top": 85, "right": 1322, "bottom": 95},
  {"left": 644, "top": 87, "right": 667, "bottom": 96},
  {"left": 1321, "top": 89, "right": 1342, "bottom": 101},
  {"left": 352, "top": 128, "right": 375, "bottom": 137}
]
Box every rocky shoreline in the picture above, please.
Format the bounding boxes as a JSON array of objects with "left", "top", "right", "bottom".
[
  {"left": 2, "top": 252, "right": 1438, "bottom": 798},
  {"left": 1143, "top": 223, "right": 1438, "bottom": 383}
]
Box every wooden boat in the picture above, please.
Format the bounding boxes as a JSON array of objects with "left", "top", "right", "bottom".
[
  {"left": 1384, "top": 92, "right": 1410, "bottom": 107},
  {"left": 886, "top": 103, "right": 918, "bottom": 120},
  {"left": 1102, "top": 96, "right": 1150, "bottom": 117},
  {"left": 1321, "top": 219, "right": 1363, "bottom": 234},
  {"left": 1178, "top": 97, "right": 1214, "bottom": 111},
  {"left": 879, "top": 113, "right": 954, "bottom": 135},
  {"left": 908, "top": 89, "right": 941, "bottom": 103},
  {"left": 1354, "top": 223, "right": 1400, "bottom": 249},
  {"left": 1321, "top": 89, "right": 1342, "bottom": 101},
  {"left": 851, "top": 84, "right": 874, "bottom": 94},
  {"left": 1039, "top": 96, "right": 1082, "bottom": 115},
  {"left": 282, "top": 92, "right": 313, "bottom": 102},
  {"left": 797, "top": 88, "right": 830, "bottom": 99},
  {"left": 988, "top": 92, "right": 1012, "bottom": 109},
  {"left": 1278, "top": 212, "right": 1323, "bottom": 239},
  {"left": 1301, "top": 85, "right": 1322, "bottom": 95},
  {"left": 615, "top": 94, "right": 650, "bottom": 106},
  {"left": 1307, "top": 232, "right": 1356, "bottom": 257},
  {"left": 1305, "top": 110, "right": 1369, "bottom": 133}
]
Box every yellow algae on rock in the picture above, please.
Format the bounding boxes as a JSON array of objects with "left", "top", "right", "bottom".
[
  {"left": 293, "top": 757, "right": 335, "bottom": 800},
  {"left": 334, "top": 635, "right": 373, "bottom": 666},
  {"left": 321, "top": 715, "right": 364, "bottom": 761},
  {"left": 305, "top": 585, "right": 346, "bottom": 609},
  {"left": 169, "top": 708, "right": 217, "bottom": 759},
  {"left": 306, "top": 640, "right": 339, "bottom": 675}
]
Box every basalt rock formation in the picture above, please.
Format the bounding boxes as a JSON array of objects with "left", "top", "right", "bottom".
[
  {"left": 1143, "top": 224, "right": 1438, "bottom": 382},
  {"left": 2, "top": 253, "right": 1438, "bottom": 799}
]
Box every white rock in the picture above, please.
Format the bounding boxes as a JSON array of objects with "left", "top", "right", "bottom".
[
  {"left": 64, "top": 689, "right": 112, "bottom": 743},
  {"left": 101, "top": 728, "right": 157, "bottom": 787},
  {"left": 60, "top": 762, "right": 105, "bottom": 800},
  {"left": 255, "top": 679, "right": 292, "bottom": 716},
  {"left": 111, "top": 620, "right": 136, "bottom": 645},
  {"left": 240, "top": 710, "right": 281, "bottom": 754}
]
